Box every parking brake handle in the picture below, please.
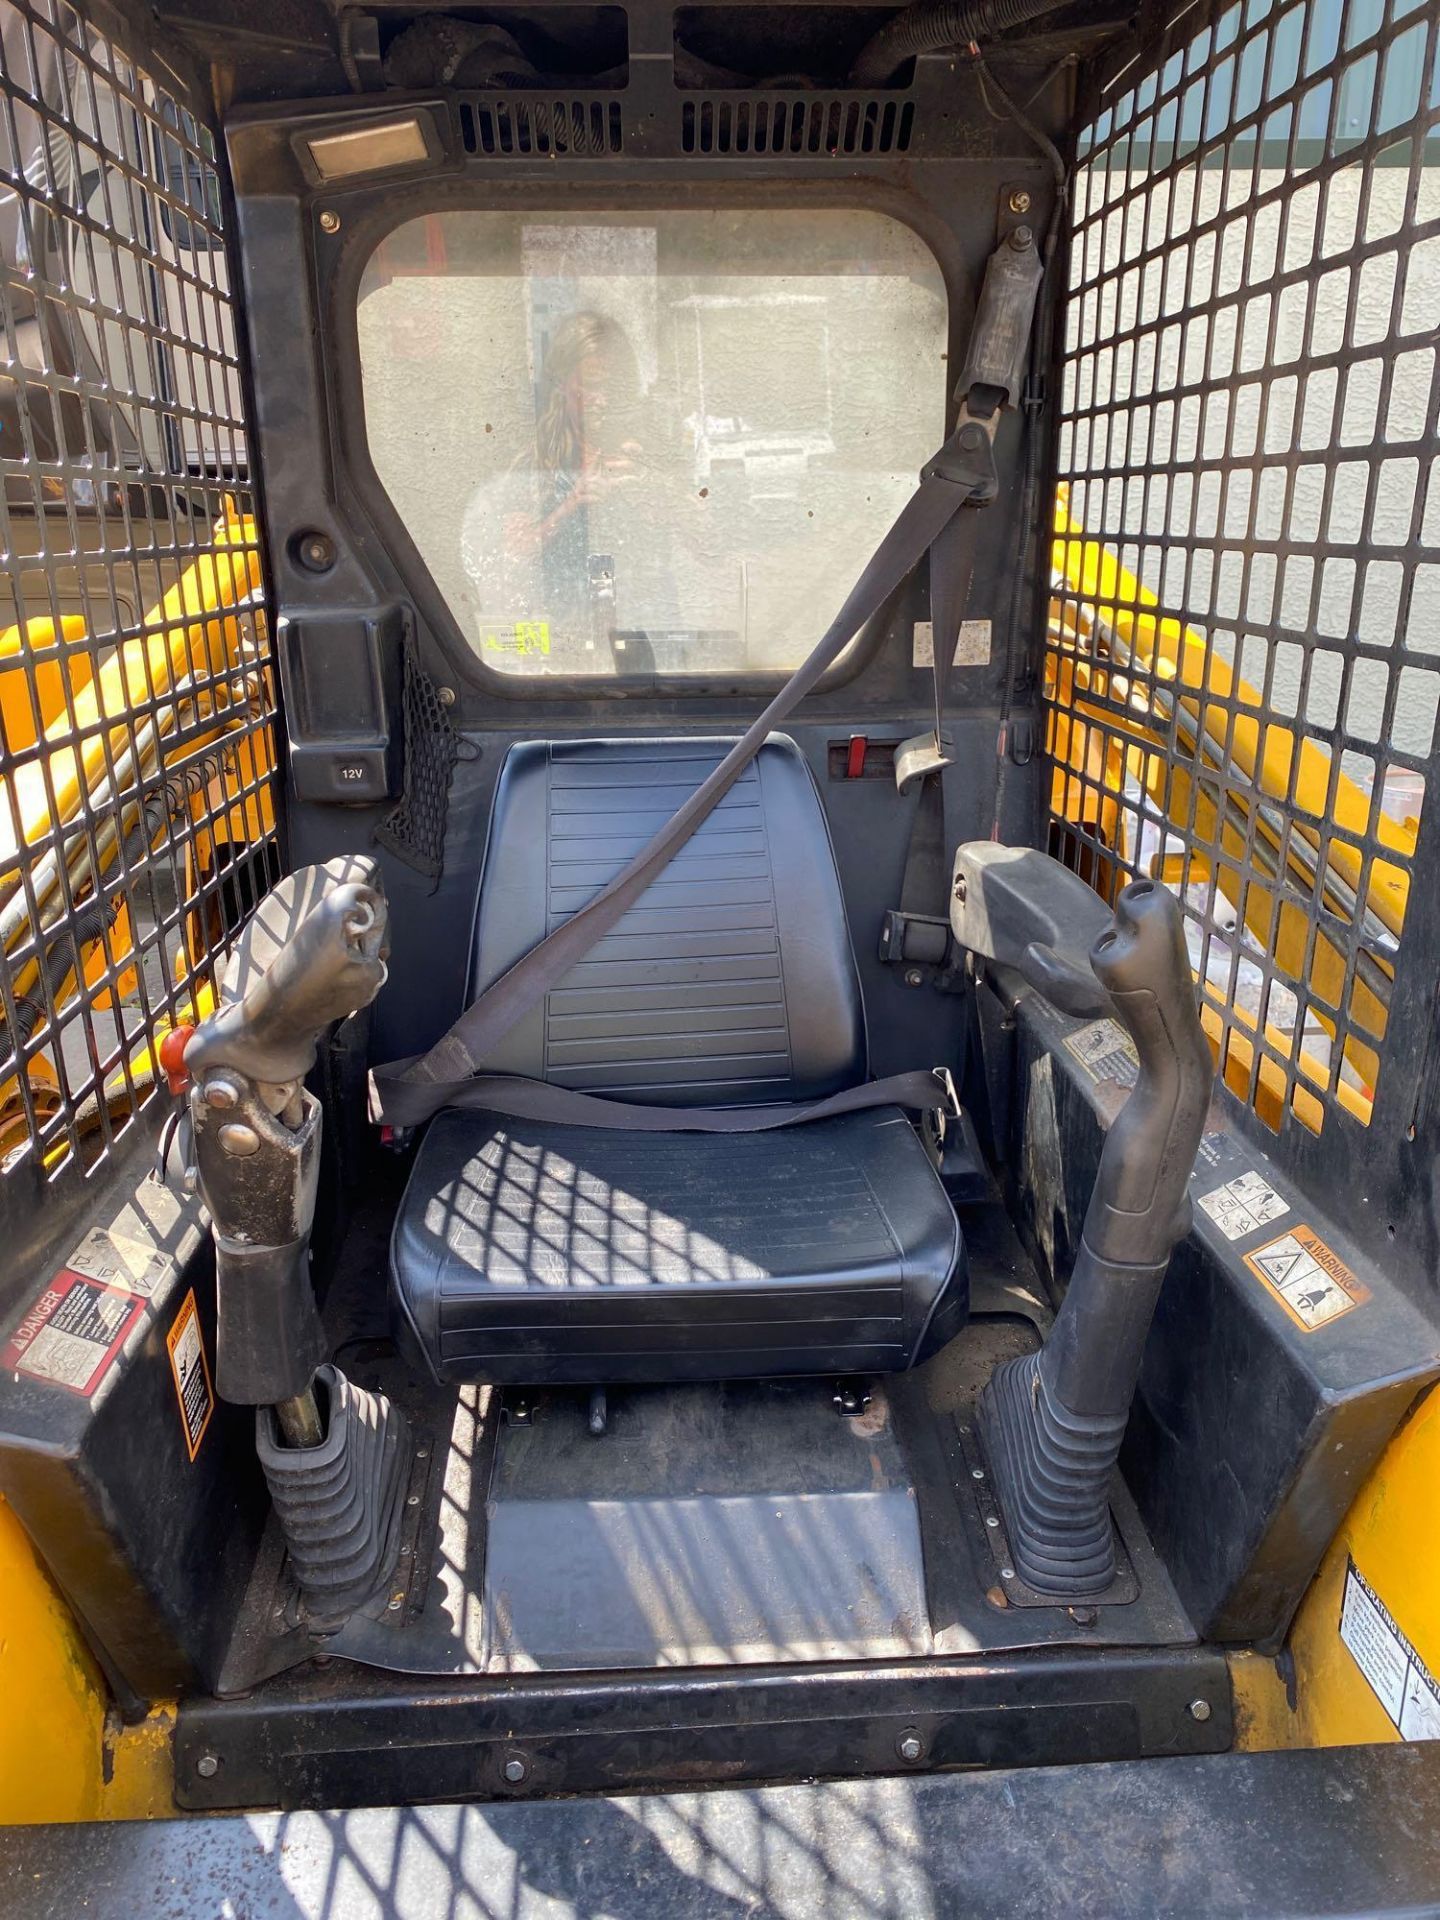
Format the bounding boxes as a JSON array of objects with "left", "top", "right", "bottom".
[{"left": 959, "top": 855, "right": 1213, "bottom": 1596}]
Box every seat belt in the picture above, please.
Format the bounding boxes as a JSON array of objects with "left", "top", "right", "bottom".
[
  {"left": 393, "top": 1066, "right": 961, "bottom": 1133},
  {"left": 371, "top": 230, "right": 1044, "bottom": 1133},
  {"left": 880, "top": 506, "right": 980, "bottom": 974}
]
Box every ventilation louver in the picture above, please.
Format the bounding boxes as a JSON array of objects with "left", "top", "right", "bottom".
[
  {"left": 681, "top": 94, "right": 914, "bottom": 156},
  {"left": 457, "top": 97, "right": 624, "bottom": 157}
]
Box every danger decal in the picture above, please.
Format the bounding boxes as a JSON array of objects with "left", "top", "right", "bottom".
[
  {"left": 1, "top": 1272, "right": 145, "bottom": 1397},
  {"left": 1243, "top": 1224, "right": 1370, "bottom": 1331}
]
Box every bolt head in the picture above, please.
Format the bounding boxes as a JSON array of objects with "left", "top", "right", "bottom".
[
  {"left": 985, "top": 1514, "right": 1000, "bottom": 1528},
  {"left": 1008, "top": 224, "right": 1035, "bottom": 250},
  {"left": 203, "top": 1077, "right": 241, "bottom": 1112},
  {"left": 1008, "top": 188, "right": 1032, "bottom": 215},
  {"left": 970, "top": 1467, "right": 985, "bottom": 1480},
  {"left": 1188, "top": 1697, "right": 1212, "bottom": 1723},
  {"left": 904, "top": 968, "right": 924, "bottom": 988},
  {"left": 438, "top": 684, "right": 457, "bottom": 707},
  {"left": 217, "top": 1121, "right": 261, "bottom": 1157},
  {"left": 896, "top": 1732, "right": 924, "bottom": 1764},
  {"left": 502, "top": 1756, "right": 528, "bottom": 1784},
  {"left": 319, "top": 208, "right": 340, "bottom": 234},
  {"left": 196, "top": 1753, "right": 219, "bottom": 1779}
]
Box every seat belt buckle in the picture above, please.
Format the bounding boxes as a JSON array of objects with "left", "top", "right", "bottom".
[
  {"left": 879, "top": 909, "right": 950, "bottom": 968},
  {"left": 893, "top": 729, "right": 953, "bottom": 795},
  {"left": 932, "top": 1066, "right": 962, "bottom": 1120}
]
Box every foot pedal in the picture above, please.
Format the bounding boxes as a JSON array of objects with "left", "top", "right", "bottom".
[{"left": 256, "top": 1363, "right": 411, "bottom": 1633}]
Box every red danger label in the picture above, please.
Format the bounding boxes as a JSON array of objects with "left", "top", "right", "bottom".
[{"left": 1, "top": 1271, "right": 145, "bottom": 1397}]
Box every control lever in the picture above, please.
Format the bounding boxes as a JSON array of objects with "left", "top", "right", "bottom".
[
  {"left": 180, "top": 859, "right": 410, "bottom": 1633},
  {"left": 951, "top": 841, "right": 1116, "bottom": 1017},
  {"left": 965, "top": 868, "right": 1213, "bottom": 1596}
]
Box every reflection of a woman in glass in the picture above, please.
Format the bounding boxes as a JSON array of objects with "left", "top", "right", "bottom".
[{"left": 462, "top": 310, "right": 648, "bottom": 667}]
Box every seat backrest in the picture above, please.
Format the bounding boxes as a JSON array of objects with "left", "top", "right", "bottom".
[{"left": 465, "top": 735, "right": 866, "bottom": 1105}]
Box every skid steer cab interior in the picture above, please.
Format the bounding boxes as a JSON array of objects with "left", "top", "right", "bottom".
[{"left": 4, "top": 0, "right": 1440, "bottom": 1871}]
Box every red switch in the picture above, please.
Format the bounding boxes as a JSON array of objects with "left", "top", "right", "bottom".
[{"left": 846, "top": 735, "right": 868, "bottom": 779}]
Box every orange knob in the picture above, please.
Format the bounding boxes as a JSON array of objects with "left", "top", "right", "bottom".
[{"left": 159, "top": 1023, "right": 196, "bottom": 1096}]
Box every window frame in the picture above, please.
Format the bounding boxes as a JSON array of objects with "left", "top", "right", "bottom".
[{"left": 325, "top": 179, "right": 960, "bottom": 701}]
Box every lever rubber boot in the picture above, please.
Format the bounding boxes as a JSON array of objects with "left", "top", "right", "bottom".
[{"left": 978, "top": 880, "right": 1213, "bottom": 1595}]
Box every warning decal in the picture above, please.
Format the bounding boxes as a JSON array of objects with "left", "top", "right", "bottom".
[
  {"left": 166, "top": 1288, "right": 214, "bottom": 1461},
  {"left": 66, "top": 1224, "right": 169, "bottom": 1298},
  {"left": 1063, "top": 1019, "right": 1140, "bottom": 1089},
  {"left": 1, "top": 1273, "right": 144, "bottom": 1396},
  {"left": 1244, "top": 1225, "right": 1371, "bottom": 1331},
  {"left": 1197, "top": 1169, "right": 1290, "bottom": 1242},
  {"left": 1341, "top": 1559, "right": 1440, "bottom": 1741}
]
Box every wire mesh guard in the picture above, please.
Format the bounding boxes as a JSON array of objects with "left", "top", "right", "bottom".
[
  {"left": 0, "top": 0, "right": 279, "bottom": 1181},
  {"left": 1049, "top": 0, "right": 1440, "bottom": 1138}
]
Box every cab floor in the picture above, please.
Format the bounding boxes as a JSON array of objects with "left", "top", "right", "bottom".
[{"left": 217, "top": 1181, "right": 1197, "bottom": 1694}]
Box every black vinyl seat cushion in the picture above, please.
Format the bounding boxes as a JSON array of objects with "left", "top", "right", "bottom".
[
  {"left": 389, "top": 733, "right": 966, "bottom": 1385},
  {"left": 392, "top": 1106, "right": 965, "bottom": 1385}
]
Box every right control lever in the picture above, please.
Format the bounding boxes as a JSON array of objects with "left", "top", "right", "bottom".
[{"left": 968, "top": 869, "right": 1214, "bottom": 1597}]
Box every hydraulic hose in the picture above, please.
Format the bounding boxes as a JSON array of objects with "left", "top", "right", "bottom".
[{"left": 850, "top": 0, "right": 1073, "bottom": 87}]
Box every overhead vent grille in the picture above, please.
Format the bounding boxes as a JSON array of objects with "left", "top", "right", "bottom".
[
  {"left": 457, "top": 97, "right": 624, "bottom": 157},
  {"left": 681, "top": 94, "right": 914, "bottom": 157}
]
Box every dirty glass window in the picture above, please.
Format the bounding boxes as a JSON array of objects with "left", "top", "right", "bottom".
[{"left": 356, "top": 211, "right": 947, "bottom": 676}]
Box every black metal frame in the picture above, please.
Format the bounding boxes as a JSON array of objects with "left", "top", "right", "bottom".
[
  {"left": 1044, "top": 0, "right": 1440, "bottom": 1289},
  {"left": 0, "top": 0, "right": 279, "bottom": 1260},
  {"left": 175, "top": 1643, "right": 1234, "bottom": 1811},
  {"left": 223, "top": 52, "right": 1065, "bottom": 718}
]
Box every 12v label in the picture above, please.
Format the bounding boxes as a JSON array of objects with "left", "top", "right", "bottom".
[
  {"left": 1, "top": 1273, "right": 145, "bottom": 1396},
  {"left": 1244, "top": 1224, "right": 1370, "bottom": 1331},
  {"left": 165, "top": 1288, "right": 214, "bottom": 1461}
]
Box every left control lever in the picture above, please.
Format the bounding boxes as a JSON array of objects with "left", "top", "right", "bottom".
[{"left": 176, "top": 860, "right": 411, "bottom": 1636}]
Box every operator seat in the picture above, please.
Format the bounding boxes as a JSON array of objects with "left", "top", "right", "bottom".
[{"left": 390, "top": 735, "right": 966, "bottom": 1384}]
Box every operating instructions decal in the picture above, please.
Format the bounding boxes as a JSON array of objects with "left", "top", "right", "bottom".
[{"left": 1341, "top": 1559, "right": 1440, "bottom": 1741}]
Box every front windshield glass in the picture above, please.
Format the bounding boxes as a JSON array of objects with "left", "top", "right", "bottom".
[{"left": 356, "top": 209, "right": 948, "bottom": 675}]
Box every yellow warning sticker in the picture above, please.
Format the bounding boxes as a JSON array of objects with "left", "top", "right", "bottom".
[
  {"left": 1244, "top": 1224, "right": 1371, "bottom": 1332},
  {"left": 480, "top": 619, "right": 551, "bottom": 658},
  {"left": 166, "top": 1288, "right": 215, "bottom": 1461}
]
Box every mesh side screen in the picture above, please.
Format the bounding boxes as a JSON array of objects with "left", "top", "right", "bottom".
[
  {"left": 0, "top": 0, "right": 279, "bottom": 1183},
  {"left": 1050, "top": 0, "right": 1440, "bottom": 1140}
]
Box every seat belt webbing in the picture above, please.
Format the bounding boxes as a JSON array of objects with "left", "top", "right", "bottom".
[{"left": 408, "top": 1067, "right": 959, "bottom": 1134}]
